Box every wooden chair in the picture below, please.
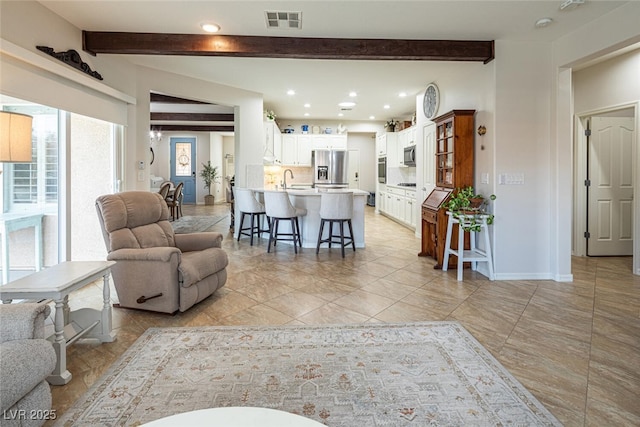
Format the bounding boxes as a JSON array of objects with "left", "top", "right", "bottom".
[
  {"left": 166, "top": 182, "right": 184, "bottom": 221},
  {"left": 158, "top": 182, "right": 171, "bottom": 199}
]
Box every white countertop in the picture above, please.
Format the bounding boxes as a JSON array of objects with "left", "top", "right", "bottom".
[{"left": 255, "top": 188, "right": 369, "bottom": 196}]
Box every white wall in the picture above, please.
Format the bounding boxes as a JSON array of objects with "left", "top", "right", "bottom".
[
  {"left": 573, "top": 49, "right": 640, "bottom": 113},
  {"left": 345, "top": 132, "right": 377, "bottom": 193}
]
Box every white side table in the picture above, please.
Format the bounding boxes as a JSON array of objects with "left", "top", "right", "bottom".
[
  {"left": 0, "top": 261, "right": 116, "bottom": 385},
  {"left": 143, "top": 407, "right": 325, "bottom": 426},
  {"left": 442, "top": 212, "right": 494, "bottom": 281}
]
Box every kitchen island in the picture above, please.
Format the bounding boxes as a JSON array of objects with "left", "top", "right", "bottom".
[{"left": 251, "top": 188, "right": 369, "bottom": 249}]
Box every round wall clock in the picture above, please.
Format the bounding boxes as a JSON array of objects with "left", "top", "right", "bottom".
[{"left": 423, "top": 83, "right": 440, "bottom": 120}]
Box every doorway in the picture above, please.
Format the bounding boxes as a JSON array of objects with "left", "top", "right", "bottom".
[
  {"left": 574, "top": 106, "right": 637, "bottom": 258},
  {"left": 170, "top": 137, "right": 196, "bottom": 204}
]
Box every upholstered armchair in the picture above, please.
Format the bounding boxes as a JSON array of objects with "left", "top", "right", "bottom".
[
  {"left": 95, "top": 191, "right": 228, "bottom": 314},
  {"left": 0, "top": 303, "right": 56, "bottom": 427}
]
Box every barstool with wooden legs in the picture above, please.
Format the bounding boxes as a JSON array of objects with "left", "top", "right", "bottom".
[
  {"left": 235, "top": 188, "right": 269, "bottom": 245},
  {"left": 316, "top": 192, "right": 355, "bottom": 257},
  {"left": 263, "top": 191, "right": 307, "bottom": 253}
]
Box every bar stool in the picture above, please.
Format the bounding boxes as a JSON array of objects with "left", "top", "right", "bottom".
[
  {"left": 316, "top": 192, "right": 355, "bottom": 257},
  {"left": 235, "top": 188, "right": 269, "bottom": 245},
  {"left": 442, "top": 211, "right": 494, "bottom": 281},
  {"left": 263, "top": 191, "right": 307, "bottom": 253}
]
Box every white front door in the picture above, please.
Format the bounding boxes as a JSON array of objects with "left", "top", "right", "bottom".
[
  {"left": 348, "top": 149, "right": 360, "bottom": 189},
  {"left": 587, "top": 116, "right": 635, "bottom": 256}
]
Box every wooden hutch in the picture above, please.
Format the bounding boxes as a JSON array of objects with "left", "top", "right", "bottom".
[{"left": 419, "top": 110, "right": 475, "bottom": 268}]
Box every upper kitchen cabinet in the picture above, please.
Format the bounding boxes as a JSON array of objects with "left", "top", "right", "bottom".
[
  {"left": 376, "top": 133, "right": 387, "bottom": 157},
  {"left": 264, "top": 121, "right": 282, "bottom": 164},
  {"left": 281, "top": 134, "right": 312, "bottom": 166},
  {"left": 311, "top": 134, "right": 347, "bottom": 150},
  {"left": 434, "top": 110, "right": 475, "bottom": 188}
]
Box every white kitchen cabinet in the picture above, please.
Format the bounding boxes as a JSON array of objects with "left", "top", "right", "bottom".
[
  {"left": 405, "top": 190, "right": 417, "bottom": 228},
  {"left": 376, "top": 133, "right": 387, "bottom": 157},
  {"left": 377, "top": 190, "right": 386, "bottom": 214},
  {"left": 264, "top": 121, "right": 282, "bottom": 164},
  {"left": 380, "top": 186, "right": 416, "bottom": 230},
  {"left": 385, "top": 133, "right": 399, "bottom": 167},
  {"left": 281, "top": 135, "right": 312, "bottom": 166},
  {"left": 311, "top": 134, "right": 347, "bottom": 150}
]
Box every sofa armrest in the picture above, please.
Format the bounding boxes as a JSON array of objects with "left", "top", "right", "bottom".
[
  {"left": 174, "top": 232, "right": 223, "bottom": 252},
  {"left": 0, "top": 303, "right": 51, "bottom": 342},
  {"left": 107, "top": 246, "right": 182, "bottom": 262}
]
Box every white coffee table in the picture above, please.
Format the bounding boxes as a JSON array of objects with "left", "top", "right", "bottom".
[
  {"left": 143, "top": 407, "right": 324, "bottom": 426},
  {"left": 0, "top": 261, "right": 116, "bottom": 385}
]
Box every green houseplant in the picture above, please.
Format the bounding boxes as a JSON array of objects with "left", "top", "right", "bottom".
[
  {"left": 445, "top": 186, "right": 496, "bottom": 232},
  {"left": 199, "top": 161, "right": 220, "bottom": 205}
]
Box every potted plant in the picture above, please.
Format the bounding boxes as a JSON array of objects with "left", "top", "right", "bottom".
[
  {"left": 199, "top": 161, "right": 220, "bottom": 205},
  {"left": 444, "top": 186, "right": 496, "bottom": 232}
]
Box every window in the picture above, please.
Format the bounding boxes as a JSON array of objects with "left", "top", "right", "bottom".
[{"left": 2, "top": 103, "right": 59, "bottom": 213}]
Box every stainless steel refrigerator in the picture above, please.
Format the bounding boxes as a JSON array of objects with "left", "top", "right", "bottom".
[{"left": 312, "top": 149, "right": 349, "bottom": 189}]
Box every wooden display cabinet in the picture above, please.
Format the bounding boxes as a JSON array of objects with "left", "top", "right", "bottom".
[{"left": 420, "top": 110, "right": 475, "bottom": 268}]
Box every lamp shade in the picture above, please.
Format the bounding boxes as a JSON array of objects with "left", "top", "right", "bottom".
[{"left": 0, "top": 111, "right": 33, "bottom": 162}]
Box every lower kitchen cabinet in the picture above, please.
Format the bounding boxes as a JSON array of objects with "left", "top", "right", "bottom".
[{"left": 379, "top": 186, "right": 416, "bottom": 229}]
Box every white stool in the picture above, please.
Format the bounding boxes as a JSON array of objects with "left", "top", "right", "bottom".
[
  {"left": 263, "top": 191, "right": 307, "bottom": 253},
  {"left": 316, "top": 192, "right": 355, "bottom": 257},
  {"left": 442, "top": 212, "right": 494, "bottom": 281},
  {"left": 235, "top": 188, "right": 269, "bottom": 246}
]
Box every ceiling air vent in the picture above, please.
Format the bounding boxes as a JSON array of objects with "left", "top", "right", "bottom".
[{"left": 265, "top": 11, "right": 302, "bottom": 29}]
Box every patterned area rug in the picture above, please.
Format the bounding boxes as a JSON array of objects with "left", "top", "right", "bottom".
[
  {"left": 171, "top": 215, "right": 227, "bottom": 233},
  {"left": 55, "top": 322, "right": 561, "bottom": 426}
]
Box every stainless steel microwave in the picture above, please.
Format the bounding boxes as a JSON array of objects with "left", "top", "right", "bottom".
[{"left": 403, "top": 146, "right": 416, "bottom": 167}]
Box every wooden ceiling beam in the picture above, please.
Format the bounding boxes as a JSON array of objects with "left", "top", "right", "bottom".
[
  {"left": 150, "top": 112, "right": 234, "bottom": 121},
  {"left": 83, "top": 31, "right": 495, "bottom": 63},
  {"left": 152, "top": 125, "right": 234, "bottom": 132},
  {"left": 150, "top": 93, "right": 211, "bottom": 104}
]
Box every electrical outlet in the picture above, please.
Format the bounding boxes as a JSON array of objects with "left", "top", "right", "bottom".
[
  {"left": 137, "top": 171, "right": 144, "bottom": 182},
  {"left": 481, "top": 173, "right": 489, "bottom": 184}
]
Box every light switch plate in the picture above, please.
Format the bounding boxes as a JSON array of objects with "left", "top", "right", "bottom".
[
  {"left": 481, "top": 173, "right": 489, "bottom": 184},
  {"left": 498, "top": 173, "right": 525, "bottom": 185}
]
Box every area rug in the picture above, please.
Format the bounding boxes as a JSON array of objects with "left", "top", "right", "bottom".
[
  {"left": 171, "top": 214, "right": 227, "bottom": 233},
  {"left": 54, "top": 322, "right": 562, "bottom": 426}
]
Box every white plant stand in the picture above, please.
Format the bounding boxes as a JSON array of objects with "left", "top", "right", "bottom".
[{"left": 442, "top": 212, "right": 494, "bottom": 281}]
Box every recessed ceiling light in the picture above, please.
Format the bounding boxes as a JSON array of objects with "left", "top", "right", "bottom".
[
  {"left": 349, "top": 91, "right": 357, "bottom": 97},
  {"left": 369, "top": 115, "right": 375, "bottom": 120},
  {"left": 338, "top": 113, "right": 344, "bottom": 117},
  {"left": 287, "top": 89, "right": 296, "bottom": 95},
  {"left": 535, "top": 17, "right": 553, "bottom": 28},
  {"left": 304, "top": 112, "right": 310, "bottom": 117},
  {"left": 304, "top": 103, "right": 311, "bottom": 108},
  {"left": 338, "top": 101, "right": 356, "bottom": 108},
  {"left": 201, "top": 23, "right": 220, "bottom": 33},
  {"left": 398, "top": 92, "right": 407, "bottom": 98},
  {"left": 383, "top": 104, "right": 390, "bottom": 109}
]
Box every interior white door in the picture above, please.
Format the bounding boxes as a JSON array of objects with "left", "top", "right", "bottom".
[
  {"left": 587, "top": 116, "right": 635, "bottom": 256},
  {"left": 348, "top": 149, "right": 360, "bottom": 189},
  {"left": 420, "top": 123, "right": 436, "bottom": 201}
]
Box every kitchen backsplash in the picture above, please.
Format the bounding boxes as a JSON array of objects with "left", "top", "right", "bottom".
[
  {"left": 387, "top": 166, "right": 416, "bottom": 185},
  {"left": 264, "top": 166, "right": 314, "bottom": 189}
]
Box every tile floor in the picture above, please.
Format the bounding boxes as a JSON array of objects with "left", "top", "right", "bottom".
[{"left": 49, "top": 203, "right": 640, "bottom": 426}]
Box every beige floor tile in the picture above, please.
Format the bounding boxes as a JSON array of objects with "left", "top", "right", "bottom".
[{"left": 46, "top": 203, "right": 640, "bottom": 427}]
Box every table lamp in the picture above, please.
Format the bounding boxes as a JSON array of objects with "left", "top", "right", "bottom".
[{"left": 0, "top": 111, "right": 33, "bottom": 163}]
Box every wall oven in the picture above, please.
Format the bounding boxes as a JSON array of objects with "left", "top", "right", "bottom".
[{"left": 377, "top": 156, "right": 387, "bottom": 183}]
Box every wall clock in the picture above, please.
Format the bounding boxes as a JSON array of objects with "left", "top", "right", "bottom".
[{"left": 423, "top": 83, "right": 440, "bottom": 120}]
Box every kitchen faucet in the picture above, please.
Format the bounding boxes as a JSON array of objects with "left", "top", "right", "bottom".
[{"left": 282, "top": 169, "right": 294, "bottom": 190}]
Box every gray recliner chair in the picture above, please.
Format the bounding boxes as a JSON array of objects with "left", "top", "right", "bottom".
[
  {"left": 95, "top": 191, "right": 228, "bottom": 314},
  {"left": 0, "top": 303, "right": 56, "bottom": 427}
]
